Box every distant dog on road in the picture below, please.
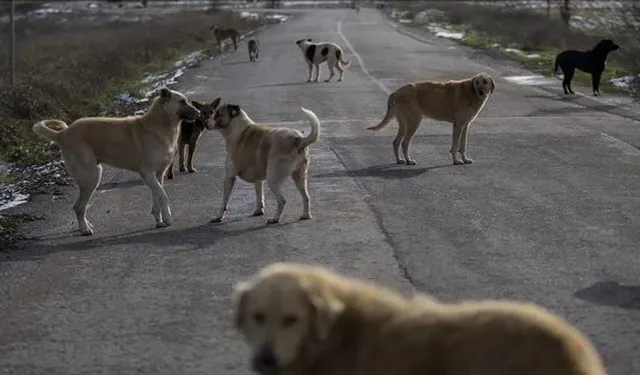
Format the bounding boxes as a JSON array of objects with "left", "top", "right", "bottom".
[
  {"left": 553, "top": 39, "right": 620, "bottom": 96},
  {"left": 295, "top": 39, "right": 351, "bottom": 82},
  {"left": 209, "top": 103, "right": 320, "bottom": 225},
  {"left": 210, "top": 24, "right": 240, "bottom": 51},
  {"left": 367, "top": 73, "right": 495, "bottom": 166},
  {"left": 166, "top": 98, "right": 221, "bottom": 180},
  {"left": 32, "top": 88, "right": 200, "bottom": 235},
  {"left": 248, "top": 39, "right": 260, "bottom": 62}
]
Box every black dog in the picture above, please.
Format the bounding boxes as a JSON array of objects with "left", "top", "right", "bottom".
[{"left": 553, "top": 39, "right": 620, "bottom": 96}]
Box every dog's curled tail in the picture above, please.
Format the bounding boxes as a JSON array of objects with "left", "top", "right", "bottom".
[
  {"left": 32, "top": 119, "right": 68, "bottom": 144},
  {"left": 366, "top": 92, "right": 396, "bottom": 131},
  {"left": 336, "top": 49, "right": 351, "bottom": 67},
  {"left": 299, "top": 107, "right": 321, "bottom": 149}
]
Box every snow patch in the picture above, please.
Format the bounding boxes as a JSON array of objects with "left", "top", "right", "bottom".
[{"left": 426, "top": 24, "right": 464, "bottom": 40}]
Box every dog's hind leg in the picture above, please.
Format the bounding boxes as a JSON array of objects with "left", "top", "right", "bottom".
[
  {"left": 67, "top": 159, "right": 102, "bottom": 236},
  {"left": 266, "top": 162, "right": 289, "bottom": 224},
  {"left": 140, "top": 171, "right": 171, "bottom": 228},
  {"left": 292, "top": 159, "right": 311, "bottom": 220},
  {"left": 313, "top": 65, "right": 321, "bottom": 83},
  {"left": 187, "top": 140, "right": 198, "bottom": 173},
  {"left": 397, "top": 111, "right": 420, "bottom": 166},
  {"left": 336, "top": 61, "right": 345, "bottom": 82},
  {"left": 324, "top": 62, "right": 335, "bottom": 82},
  {"left": 562, "top": 67, "right": 576, "bottom": 94},
  {"left": 252, "top": 181, "right": 265, "bottom": 216},
  {"left": 459, "top": 122, "right": 474, "bottom": 164},
  {"left": 392, "top": 126, "right": 406, "bottom": 164}
]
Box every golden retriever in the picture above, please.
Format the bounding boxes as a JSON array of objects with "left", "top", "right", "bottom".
[
  {"left": 209, "top": 104, "right": 320, "bottom": 225},
  {"left": 233, "top": 262, "right": 607, "bottom": 375},
  {"left": 32, "top": 87, "right": 200, "bottom": 235},
  {"left": 367, "top": 72, "right": 495, "bottom": 166}
]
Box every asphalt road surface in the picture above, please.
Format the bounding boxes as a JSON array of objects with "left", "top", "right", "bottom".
[{"left": 2, "top": 8, "right": 640, "bottom": 375}]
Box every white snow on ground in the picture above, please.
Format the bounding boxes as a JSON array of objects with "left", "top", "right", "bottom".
[
  {"left": 503, "top": 48, "right": 541, "bottom": 59},
  {"left": 0, "top": 161, "right": 64, "bottom": 212},
  {"left": 504, "top": 75, "right": 557, "bottom": 86},
  {"left": 427, "top": 24, "right": 464, "bottom": 40}
]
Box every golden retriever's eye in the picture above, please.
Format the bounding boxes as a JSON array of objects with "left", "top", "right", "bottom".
[
  {"left": 282, "top": 315, "right": 298, "bottom": 327},
  {"left": 254, "top": 312, "right": 266, "bottom": 325}
]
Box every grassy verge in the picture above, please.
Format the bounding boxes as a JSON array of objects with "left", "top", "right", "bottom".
[
  {"left": 387, "top": 2, "right": 639, "bottom": 96},
  {"left": 0, "top": 3, "right": 274, "bottom": 249}
]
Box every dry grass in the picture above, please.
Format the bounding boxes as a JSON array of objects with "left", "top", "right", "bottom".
[
  {"left": 0, "top": 6, "right": 263, "bottom": 166},
  {"left": 390, "top": 1, "right": 639, "bottom": 96}
]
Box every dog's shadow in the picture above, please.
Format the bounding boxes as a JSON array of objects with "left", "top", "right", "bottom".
[
  {"left": 3, "top": 219, "right": 299, "bottom": 262},
  {"left": 574, "top": 281, "right": 640, "bottom": 310},
  {"left": 314, "top": 163, "right": 451, "bottom": 180}
]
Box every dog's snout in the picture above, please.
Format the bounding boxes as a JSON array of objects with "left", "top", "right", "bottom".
[{"left": 252, "top": 346, "right": 279, "bottom": 374}]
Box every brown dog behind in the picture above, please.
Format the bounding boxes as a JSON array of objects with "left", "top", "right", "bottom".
[
  {"left": 166, "top": 98, "right": 220, "bottom": 180},
  {"left": 234, "top": 262, "right": 607, "bottom": 375}
]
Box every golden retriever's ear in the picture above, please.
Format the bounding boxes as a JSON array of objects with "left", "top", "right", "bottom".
[
  {"left": 233, "top": 281, "right": 251, "bottom": 330},
  {"left": 309, "top": 289, "right": 344, "bottom": 341}
]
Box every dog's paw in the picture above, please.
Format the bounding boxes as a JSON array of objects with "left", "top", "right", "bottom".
[
  {"left": 338, "top": 78, "right": 343, "bottom": 82},
  {"left": 210, "top": 217, "right": 223, "bottom": 224},
  {"left": 406, "top": 159, "right": 417, "bottom": 165},
  {"left": 80, "top": 225, "right": 94, "bottom": 236},
  {"left": 453, "top": 159, "right": 465, "bottom": 165},
  {"left": 306, "top": 79, "right": 312, "bottom": 83},
  {"left": 462, "top": 157, "right": 474, "bottom": 164},
  {"left": 156, "top": 222, "right": 170, "bottom": 228},
  {"left": 267, "top": 218, "right": 279, "bottom": 225},
  {"left": 167, "top": 173, "right": 174, "bottom": 180},
  {"left": 300, "top": 214, "right": 312, "bottom": 220},
  {"left": 179, "top": 166, "right": 187, "bottom": 172},
  {"left": 188, "top": 168, "right": 197, "bottom": 173},
  {"left": 252, "top": 208, "right": 265, "bottom": 216},
  {"left": 396, "top": 159, "right": 406, "bottom": 165}
]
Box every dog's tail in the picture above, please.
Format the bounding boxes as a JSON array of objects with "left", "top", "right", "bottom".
[
  {"left": 32, "top": 119, "right": 68, "bottom": 144},
  {"left": 336, "top": 49, "right": 351, "bottom": 67},
  {"left": 552, "top": 54, "right": 559, "bottom": 76},
  {"left": 298, "top": 107, "right": 321, "bottom": 149},
  {"left": 366, "top": 92, "right": 396, "bottom": 131}
]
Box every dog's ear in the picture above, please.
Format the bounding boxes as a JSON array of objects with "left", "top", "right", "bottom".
[
  {"left": 159, "top": 87, "right": 171, "bottom": 99},
  {"left": 191, "top": 100, "right": 204, "bottom": 110},
  {"left": 489, "top": 76, "right": 496, "bottom": 94},
  {"left": 468, "top": 77, "right": 478, "bottom": 96},
  {"left": 307, "top": 38, "right": 312, "bottom": 42},
  {"left": 232, "top": 281, "right": 251, "bottom": 330},
  {"left": 211, "top": 97, "right": 222, "bottom": 109},
  {"left": 307, "top": 286, "right": 344, "bottom": 341},
  {"left": 228, "top": 104, "right": 241, "bottom": 118}
]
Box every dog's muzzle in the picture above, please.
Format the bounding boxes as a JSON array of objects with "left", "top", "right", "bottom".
[
  {"left": 179, "top": 107, "right": 201, "bottom": 123},
  {"left": 251, "top": 345, "right": 279, "bottom": 375}
]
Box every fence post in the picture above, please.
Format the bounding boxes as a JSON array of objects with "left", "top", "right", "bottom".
[{"left": 10, "top": 0, "right": 16, "bottom": 86}]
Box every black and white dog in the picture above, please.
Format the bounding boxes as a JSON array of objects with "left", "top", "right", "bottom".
[
  {"left": 553, "top": 39, "right": 620, "bottom": 96},
  {"left": 295, "top": 39, "right": 351, "bottom": 83}
]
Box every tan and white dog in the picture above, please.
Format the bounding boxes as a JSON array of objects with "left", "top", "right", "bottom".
[
  {"left": 367, "top": 73, "right": 496, "bottom": 166},
  {"left": 32, "top": 87, "right": 200, "bottom": 235},
  {"left": 234, "top": 262, "right": 607, "bottom": 375},
  {"left": 209, "top": 104, "right": 320, "bottom": 225},
  {"left": 296, "top": 39, "right": 351, "bottom": 83}
]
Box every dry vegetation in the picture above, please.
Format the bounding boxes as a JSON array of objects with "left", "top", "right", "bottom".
[
  {"left": 388, "top": 1, "right": 640, "bottom": 95},
  {"left": 0, "top": 5, "right": 263, "bottom": 167}
]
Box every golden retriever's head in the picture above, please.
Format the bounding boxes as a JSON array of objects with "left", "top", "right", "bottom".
[
  {"left": 191, "top": 98, "right": 221, "bottom": 130},
  {"left": 470, "top": 73, "right": 496, "bottom": 97},
  {"left": 233, "top": 264, "right": 345, "bottom": 375},
  {"left": 156, "top": 87, "right": 201, "bottom": 123}
]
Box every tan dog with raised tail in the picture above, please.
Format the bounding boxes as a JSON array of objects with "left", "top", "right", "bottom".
[
  {"left": 32, "top": 88, "right": 200, "bottom": 235},
  {"left": 367, "top": 73, "right": 495, "bottom": 166},
  {"left": 209, "top": 104, "right": 320, "bottom": 225},
  {"left": 234, "top": 262, "right": 607, "bottom": 375}
]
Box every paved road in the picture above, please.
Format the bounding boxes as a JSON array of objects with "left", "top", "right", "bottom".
[{"left": 2, "top": 8, "right": 640, "bottom": 375}]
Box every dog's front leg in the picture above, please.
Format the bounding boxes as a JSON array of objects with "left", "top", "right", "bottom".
[
  {"left": 450, "top": 122, "right": 465, "bottom": 165},
  {"left": 266, "top": 165, "right": 289, "bottom": 224},
  {"left": 313, "top": 65, "right": 320, "bottom": 83},
  {"left": 187, "top": 140, "right": 198, "bottom": 173},
  {"left": 459, "top": 122, "right": 474, "bottom": 164},
  {"left": 307, "top": 63, "right": 313, "bottom": 82},
  {"left": 252, "top": 181, "right": 265, "bottom": 216},
  {"left": 178, "top": 142, "right": 187, "bottom": 172},
  {"left": 592, "top": 71, "right": 602, "bottom": 96},
  {"left": 211, "top": 175, "right": 236, "bottom": 223},
  {"left": 140, "top": 171, "right": 172, "bottom": 227}
]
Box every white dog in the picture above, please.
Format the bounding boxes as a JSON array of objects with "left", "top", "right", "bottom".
[{"left": 295, "top": 38, "right": 351, "bottom": 83}]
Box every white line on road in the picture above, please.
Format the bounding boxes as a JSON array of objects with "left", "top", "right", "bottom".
[{"left": 337, "top": 20, "right": 391, "bottom": 95}]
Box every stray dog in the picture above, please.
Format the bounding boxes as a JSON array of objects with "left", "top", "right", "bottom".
[
  {"left": 166, "top": 98, "right": 221, "bottom": 180},
  {"left": 553, "top": 39, "right": 620, "bottom": 96},
  {"left": 209, "top": 104, "right": 320, "bottom": 225},
  {"left": 32, "top": 88, "right": 200, "bottom": 235},
  {"left": 295, "top": 39, "right": 351, "bottom": 82},
  {"left": 210, "top": 24, "right": 240, "bottom": 51},
  {"left": 248, "top": 39, "right": 260, "bottom": 62},
  {"left": 234, "top": 262, "right": 607, "bottom": 375},
  {"left": 367, "top": 73, "right": 495, "bottom": 166}
]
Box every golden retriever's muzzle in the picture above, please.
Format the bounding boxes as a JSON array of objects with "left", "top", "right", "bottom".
[
  {"left": 251, "top": 345, "right": 279, "bottom": 375},
  {"left": 178, "top": 103, "right": 200, "bottom": 123}
]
